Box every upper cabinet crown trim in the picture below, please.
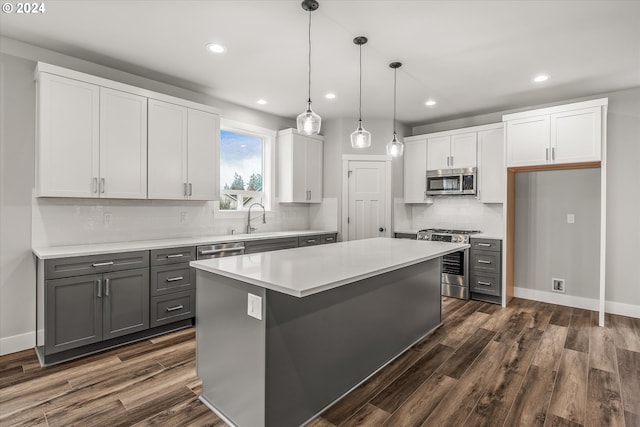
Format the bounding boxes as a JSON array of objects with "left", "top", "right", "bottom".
[
  {"left": 35, "top": 62, "right": 221, "bottom": 115},
  {"left": 502, "top": 98, "right": 608, "bottom": 122},
  {"left": 276, "top": 128, "right": 324, "bottom": 141},
  {"left": 405, "top": 122, "right": 503, "bottom": 141}
]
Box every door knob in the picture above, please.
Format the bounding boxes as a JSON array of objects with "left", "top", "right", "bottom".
[{"left": 379, "top": 227, "right": 385, "bottom": 232}]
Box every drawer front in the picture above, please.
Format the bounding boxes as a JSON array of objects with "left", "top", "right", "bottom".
[
  {"left": 470, "top": 238, "right": 501, "bottom": 252},
  {"left": 470, "top": 250, "right": 501, "bottom": 274},
  {"left": 150, "top": 290, "right": 195, "bottom": 327},
  {"left": 470, "top": 272, "right": 501, "bottom": 296},
  {"left": 298, "top": 235, "right": 321, "bottom": 247},
  {"left": 321, "top": 234, "right": 338, "bottom": 244},
  {"left": 150, "top": 264, "right": 195, "bottom": 296},
  {"left": 45, "top": 251, "right": 149, "bottom": 279},
  {"left": 244, "top": 237, "right": 298, "bottom": 254},
  {"left": 150, "top": 247, "right": 196, "bottom": 266}
]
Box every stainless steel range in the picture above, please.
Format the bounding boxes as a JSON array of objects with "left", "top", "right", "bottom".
[{"left": 417, "top": 228, "right": 481, "bottom": 300}]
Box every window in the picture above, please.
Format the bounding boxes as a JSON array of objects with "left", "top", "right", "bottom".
[{"left": 218, "top": 119, "right": 275, "bottom": 211}]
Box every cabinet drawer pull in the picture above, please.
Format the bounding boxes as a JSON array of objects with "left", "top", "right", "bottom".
[
  {"left": 166, "top": 254, "right": 184, "bottom": 259},
  {"left": 166, "top": 305, "right": 184, "bottom": 312},
  {"left": 166, "top": 276, "right": 184, "bottom": 282},
  {"left": 199, "top": 247, "right": 245, "bottom": 255},
  {"left": 97, "top": 279, "right": 102, "bottom": 298},
  {"left": 92, "top": 261, "right": 114, "bottom": 267},
  {"left": 477, "top": 243, "right": 492, "bottom": 247},
  {"left": 477, "top": 281, "right": 492, "bottom": 286},
  {"left": 306, "top": 239, "right": 316, "bottom": 243},
  {"left": 325, "top": 237, "right": 334, "bottom": 241},
  {"left": 477, "top": 260, "right": 492, "bottom": 264},
  {"left": 105, "top": 278, "right": 110, "bottom": 297}
]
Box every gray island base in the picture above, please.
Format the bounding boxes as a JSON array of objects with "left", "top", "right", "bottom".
[{"left": 192, "top": 238, "right": 467, "bottom": 427}]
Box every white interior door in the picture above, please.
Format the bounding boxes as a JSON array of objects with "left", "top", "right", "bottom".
[{"left": 347, "top": 160, "right": 389, "bottom": 241}]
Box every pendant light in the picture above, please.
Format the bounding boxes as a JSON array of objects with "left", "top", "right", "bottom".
[
  {"left": 297, "top": 0, "right": 321, "bottom": 135},
  {"left": 350, "top": 36, "right": 371, "bottom": 148},
  {"left": 386, "top": 62, "right": 404, "bottom": 157}
]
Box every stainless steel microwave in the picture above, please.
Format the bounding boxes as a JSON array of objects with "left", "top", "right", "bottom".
[{"left": 426, "top": 168, "right": 477, "bottom": 196}]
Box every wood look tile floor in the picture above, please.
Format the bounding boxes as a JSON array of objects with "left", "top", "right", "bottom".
[{"left": 1, "top": 298, "right": 639, "bottom": 427}]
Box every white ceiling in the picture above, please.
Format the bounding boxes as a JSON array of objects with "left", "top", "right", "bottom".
[{"left": 1, "top": 1, "right": 639, "bottom": 126}]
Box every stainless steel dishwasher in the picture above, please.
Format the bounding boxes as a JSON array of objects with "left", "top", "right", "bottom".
[{"left": 196, "top": 242, "right": 245, "bottom": 259}]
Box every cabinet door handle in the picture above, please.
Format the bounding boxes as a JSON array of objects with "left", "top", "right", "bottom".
[
  {"left": 92, "top": 177, "right": 98, "bottom": 194},
  {"left": 478, "top": 281, "right": 492, "bottom": 286},
  {"left": 100, "top": 178, "right": 105, "bottom": 194},
  {"left": 450, "top": 156, "right": 453, "bottom": 167},
  {"left": 97, "top": 279, "right": 102, "bottom": 298},
  {"left": 166, "top": 276, "right": 184, "bottom": 282},
  {"left": 552, "top": 147, "right": 556, "bottom": 160},
  {"left": 478, "top": 260, "right": 492, "bottom": 264},
  {"left": 477, "top": 243, "right": 492, "bottom": 247},
  {"left": 188, "top": 183, "right": 193, "bottom": 196},
  {"left": 546, "top": 148, "right": 549, "bottom": 161},
  {"left": 166, "top": 254, "right": 184, "bottom": 259},
  {"left": 92, "top": 261, "right": 114, "bottom": 267},
  {"left": 105, "top": 278, "right": 110, "bottom": 297},
  {"left": 166, "top": 305, "right": 184, "bottom": 312},
  {"left": 183, "top": 183, "right": 188, "bottom": 197}
]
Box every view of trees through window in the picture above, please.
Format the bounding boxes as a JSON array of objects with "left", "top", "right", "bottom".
[{"left": 219, "top": 129, "right": 264, "bottom": 210}]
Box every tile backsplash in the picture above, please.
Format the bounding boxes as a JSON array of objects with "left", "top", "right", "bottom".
[
  {"left": 32, "top": 196, "right": 311, "bottom": 247},
  {"left": 411, "top": 197, "right": 503, "bottom": 235}
]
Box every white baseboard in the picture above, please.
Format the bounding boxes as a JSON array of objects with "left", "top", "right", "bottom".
[
  {"left": 514, "top": 287, "right": 640, "bottom": 319},
  {"left": 0, "top": 331, "right": 35, "bottom": 356}
]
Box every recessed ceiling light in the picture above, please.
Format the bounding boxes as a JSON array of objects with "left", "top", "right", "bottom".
[
  {"left": 533, "top": 74, "right": 549, "bottom": 83},
  {"left": 425, "top": 99, "right": 437, "bottom": 106},
  {"left": 325, "top": 93, "right": 336, "bottom": 100},
  {"left": 257, "top": 99, "right": 268, "bottom": 105},
  {"left": 206, "top": 43, "right": 226, "bottom": 54}
]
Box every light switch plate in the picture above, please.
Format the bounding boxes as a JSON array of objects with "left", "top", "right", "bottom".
[
  {"left": 567, "top": 214, "right": 575, "bottom": 224},
  {"left": 247, "top": 293, "right": 262, "bottom": 320}
]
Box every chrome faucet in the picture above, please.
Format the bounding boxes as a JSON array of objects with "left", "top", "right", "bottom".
[{"left": 246, "top": 203, "right": 266, "bottom": 234}]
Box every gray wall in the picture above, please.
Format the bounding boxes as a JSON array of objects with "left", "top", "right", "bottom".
[
  {"left": 413, "top": 87, "right": 640, "bottom": 308},
  {"left": 0, "top": 37, "right": 301, "bottom": 354},
  {"left": 515, "top": 169, "right": 601, "bottom": 299}
]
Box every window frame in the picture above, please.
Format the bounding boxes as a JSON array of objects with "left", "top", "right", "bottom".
[{"left": 215, "top": 118, "right": 276, "bottom": 216}]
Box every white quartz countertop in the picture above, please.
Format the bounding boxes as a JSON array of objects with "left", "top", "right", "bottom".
[
  {"left": 32, "top": 230, "right": 337, "bottom": 259},
  {"left": 191, "top": 237, "right": 469, "bottom": 297}
]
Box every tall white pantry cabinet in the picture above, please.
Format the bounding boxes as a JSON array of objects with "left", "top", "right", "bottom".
[
  {"left": 34, "top": 62, "right": 220, "bottom": 200},
  {"left": 278, "top": 129, "right": 323, "bottom": 203}
]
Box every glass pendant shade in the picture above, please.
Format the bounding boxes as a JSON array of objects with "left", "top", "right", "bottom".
[
  {"left": 297, "top": 101, "right": 321, "bottom": 135},
  {"left": 350, "top": 121, "right": 371, "bottom": 148},
  {"left": 386, "top": 133, "right": 404, "bottom": 157}
]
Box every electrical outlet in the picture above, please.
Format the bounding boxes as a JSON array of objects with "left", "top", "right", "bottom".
[
  {"left": 247, "top": 293, "right": 262, "bottom": 320},
  {"left": 552, "top": 278, "right": 565, "bottom": 293},
  {"left": 180, "top": 212, "right": 189, "bottom": 223},
  {"left": 103, "top": 212, "right": 113, "bottom": 226},
  {"left": 567, "top": 214, "right": 575, "bottom": 224}
]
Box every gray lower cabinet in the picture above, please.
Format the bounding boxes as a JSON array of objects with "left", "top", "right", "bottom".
[
  {"left": 150, "top": 246, "right": 196, "bottom": 326},
  {"left": 45, "top": 267, "right": 149, "bottom": 354},
  {"left": 469, "top": 238, "right": 502, "bottom": 303},
  {"left": 151, "top": 290, "right": 196, "bottom": 326},
  {"left": 299, "top": 233, "right": 338, "bottom": 247},
  {"left": 394, "top": 232, "right": 417, "bottom": 240},
  {"left": 244, "top": 237, "right": 299, "bottom": 254}
]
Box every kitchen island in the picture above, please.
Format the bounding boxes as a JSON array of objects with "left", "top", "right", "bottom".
[{"left": 191, "top": 237, "right": 468, "bottom": 427}]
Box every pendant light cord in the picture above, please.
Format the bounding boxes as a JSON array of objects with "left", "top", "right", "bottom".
[
  {"left": 307, "top": 10, "right": 312, "bottom": 104},
  {"left": 358, "top": 44, "right": 362, "bottom": 122},
  {"left": 393, "top": 67, "right": 397, "bottom": 135}
]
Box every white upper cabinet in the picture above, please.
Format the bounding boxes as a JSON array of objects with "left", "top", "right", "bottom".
[
  {"left": 35, "top": 62, "right": 220, "bottom": 200},
  {"left": 147, "top": 100, "right": 188, "bottom": 200},
  {"left": 427, "top": 133, "right": 477, "bottom": 170},
  {"left": 37, "top": 73, "right": 100, "bottom": 197},
  {"left": 187, "top": 108, "right": 219, "bottom": 201},
  {"left": 477, "top": 126, "right": 505, "bottom": 203},
  {"left": 99, "top": 88, "right": 147, "bottom": 199},
  {"left": 278, "top": 129, "right": 323, "bottom": 203},
  {"left": 147, "top": 100, "right": 219, "bottom": 201},
  {"left": 504, "top": 99, "right": 607, "bottom": 167},
  {"left": 36, "top": 74, "right": 147, "bottom": 199},
  {"left": 403, "top": 137, "right": 429, "bottom": 203}
]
